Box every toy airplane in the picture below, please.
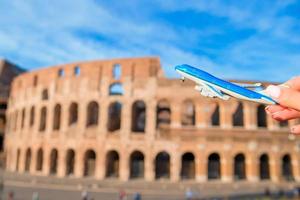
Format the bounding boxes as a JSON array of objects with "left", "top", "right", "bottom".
[{"left": 175, "top": 64, "right": 276, "bottom": 105}]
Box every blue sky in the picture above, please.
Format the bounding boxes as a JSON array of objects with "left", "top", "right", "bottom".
[{"left": 0, "top": 0, "right": 300, "bottom": 82}]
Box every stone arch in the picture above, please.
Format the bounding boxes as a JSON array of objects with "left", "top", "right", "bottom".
[
  {"left": 84, "top": 149, "right": 96, "bottom": 177},
  {"left": 86, "top": 101, "right": 99, "bottom": 127},
  {"left": 130, "top": 151, "right": 144, "bottom": 179},
  {"left": 36, "top": 148, "right": 43, "bottom": 171},
  {"left": 282, "top": 154, "right": 294, "bottom": 181},
  {"left": 155, "top": 151, "right": 170, "bottom": 179},
  {"left": 131, "top": 100, "right": 146, "bottom": 132},
  {"left": 211, "top": 104, "right": 220, "bottom": 126},
  {"left": 42, "top": 89, "right": 49, "bottom": 100},
  {"left": 234, "top": 153, "right": 246, "bottom": 180},
  {"left": 24, "top": 148, "right": 31, "bottom": 172},
  {"left": 50, "top": 149, "right": 58, "bottom": 175},
  {"left": 156, "top": 99, "right": 171, "bottom": 128},
  {"left": 257, "top": 104, "right": 267, "bottom": 128},
  {"left": 109, "top": 83, "right": 124, "bottom": 95},
  {"left": 29, "top": 106, "right": 35, "bottom": 127},
  {"left": 259, "top": 154, "right": 270, "bottom": 180},
  {"left": 180, "top": 152, "right": 195, "bottom": 180},
  {"left": 105, "top": 150, "right": 119, "bottom": 178},
  {"left": 107, "top": 101, "right": 122, "bottom": 132},
  {"left": 16, "top": 148, "right": 20, "bottom": 172},
  {"left": 233, "top": 102, "right": 244, "bottom": 127},
  {"left": 208, "top": 153, "right": 221, "bottom": 180},
  {"left": 39, "top": 107, "right": 47, "bottom": 132},
  {"left": 53, "top": 104, "right": 61, "bottom": 130},
  {"left": 181, "top": 100, "right": 195, "bottom": 126},
  {"left": 65, "top": 149, "right": 75, "bottom": 176},
  {"left": 69, "top": 102, "right": 78, "bottom": 126}
]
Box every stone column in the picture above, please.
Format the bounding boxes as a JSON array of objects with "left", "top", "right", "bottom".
[
  {"left": 246, "top": 153, "right": 258, "bottom": 182},
  {"left": 95, "top": 149, "right": 105, "bottom": 180},
  {"left": 270, "top": 152, "right": 280, "bottom": 182},
  {"left": 146, "top": 100, "right": 156, "bottom": 140},
  {"left": 19, "top": 149, "right": 25, "bottom": 173},
  {"left": 43, "top": 148, "right": 50, "bottom": 176},
  {"left": 57, "top": 150, "right": 66, "bottom": 178},
  {"left": 30, "top": 149, "right": 37, "bottom": 174},
  {"left": 195, "top": 152, "right": 206, "bottom": 182},
  {"left": 171, "top": 153, "right": 180, "bottom": 182},
  {"left": 145, "top": 152, "right": 154, "bottom": 181},
  {"left": 244, "top": 103, "right": 256, "bottom": 130},
  {"left": 121, "top": 99, "right": 131, "bottom": 139},
  {"left": 221, "top": 153, "right": 233, "bottom": 182},
  {"left": 120, "top": 152, "right": 129, "bottom": 181},
  {"left": 195, "top": 102, "right": 208, "bottom": 128},
  {"left": 292, "top": 153, "right": 300, "bottom": 181},
  {"left": 99, "top": 100, "right": 109, "bottom": 137},
  {"left": 171, "top": 101, "right": 181, "bottom": 128},
  {"left": 75, "top": 150, "right": 84, "bottom": 178},
  {"left": 220, "top": 102, "right": 232, "bottom": 129}
]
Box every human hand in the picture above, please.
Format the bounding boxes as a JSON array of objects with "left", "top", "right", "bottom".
[{"left": 265, "top": 77, "right": 300, "bottom": 134}]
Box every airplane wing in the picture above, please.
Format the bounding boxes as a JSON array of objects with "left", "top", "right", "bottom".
[
  {"left": 195, "top": 83, "right": 230, "bottom": 100},
  {"left": 231, "top": 82, "right": 262, "bottom": 89}
]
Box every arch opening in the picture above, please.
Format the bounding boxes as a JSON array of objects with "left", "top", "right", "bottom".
[
  {"left": 234, "top": 154, "right": 246, "bottom": 180},
  {"left": 131, "top": 101, "right": 146, "bottom": 133},
  {"left": 66, "top": 149, "right": 75, "bottom": 176},
  {"left": 107, "top": 102, "right": 122, "bottom": 132},
  {"left": 181, "top": 100, "right": 195, "bottom": 126},
  {"left": 105, "top": 151, "right": 119, "bottom": 178},
  {"left": 208, "top": 153, "right": 221, "bottom": 180},
  {"left": 39, "top": 107, "right": 47, "bottom": 132},
  {"left": 84, "top": 150, "right": 96, "bottom": 177},
  {"left": 233, "top": 103, "right": 244, "bottom": 127},
  {"left": 155, "top": 151, "right": 170, "bottom": 179},
  {"left": 180, "top": 152, "right": 195, "bottom": 180},
  {"left": 156, "top": 100, "right": 171, "bottom": 128},
  {"left": 211, "top": 105, "right": 220, "bottom": 126},
  {"left": 53, "top": 104, "right": 61, "bottom": 130},
  {"left": 86, "top": 101, "right": 99, "bottom": 127},
  {"left": 36, "top": 148, "right": 43, "bottom": 171},
  {"left": 130, "top": 151, "right": 144, "bottom": 179},
  {"left": 259, "top": 154, "right": 270, "bottom": 180},
  {"left": 282, "top": 154, "right": 294, "bottom": 181},
  {"left": 257, "top": 105, "right": 267, "bottom": 128},
  {"left": 50, "top": 149, "right": 58, "bottom": 175},
  {"left": 24, "top": 148, "right": 31, "bottom": 172},
  {"left": 69, "top": 103, "right": 78, "bottom": 126}
]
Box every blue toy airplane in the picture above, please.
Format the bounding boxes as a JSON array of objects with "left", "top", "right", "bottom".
[{"left": 175, "top": 64, "right": 276, "bottom": 105}]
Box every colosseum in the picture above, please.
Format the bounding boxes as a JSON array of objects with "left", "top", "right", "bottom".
[{"left": 4, "top": 57, "right": 300, "bottom": 184}]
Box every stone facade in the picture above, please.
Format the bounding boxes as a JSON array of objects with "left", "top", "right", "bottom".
[
  {"left": 4, "top": 57, "right": 300, "bottom": 183},
  {"left": 0, "top": 59, "right": 25, "bottom": 167}
]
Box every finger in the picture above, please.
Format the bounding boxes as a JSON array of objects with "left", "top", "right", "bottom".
[
  {"left": 284, "top": 76, "right": 300, "bottom": 91},
  {"left": 271, "top": 109, "right": 300, "bottom": 121},
  {"left": 265, "top": 85, "right": 300, "bottom": 111},
  {"left": 265, "top": 105, "right": 285, "bottom": 114},
  {"left": 291, "top": 124, "right": 300, "bottom": 135}
]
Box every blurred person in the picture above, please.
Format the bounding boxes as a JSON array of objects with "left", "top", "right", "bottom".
[
  {"left": 133, "top": 192, "right": 141, "bottom": 200},
  {"left": 118, "top": 190, "right": 127, "bottom": 200},
  {"left": 81, "top": 190, "right": 89, "bottom": 200},
  {"left": 185, "top": 188, "right": 193, "bottom": 200},
  {"left": 265, "top": 76, "right": 300, "bottom": 134},
  {"left": 7, "top": 191, "right": 14, "bottom": 200},
  {"left": 32, "top": 192, "right": 39, "bottom": 200}
]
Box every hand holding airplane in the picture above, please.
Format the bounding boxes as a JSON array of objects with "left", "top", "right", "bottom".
[{"left": 175, "top": 64, "right": 277, "bottom": 105}]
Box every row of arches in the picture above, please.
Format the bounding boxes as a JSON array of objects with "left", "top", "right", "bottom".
[
  {"left": 15, "top": 148, "right": 295, "bottom": 181},
  {"left": 8, "top": 100, "right": 289, "bottom": 134}
]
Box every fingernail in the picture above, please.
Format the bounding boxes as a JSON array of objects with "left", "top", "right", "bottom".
[{"left": 265, "top": 85, "right": 281, "bottom": 99}]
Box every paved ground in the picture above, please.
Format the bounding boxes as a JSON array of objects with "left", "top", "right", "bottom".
[{"left": 0, "top": 170, "right": 300, "bottom": 200}]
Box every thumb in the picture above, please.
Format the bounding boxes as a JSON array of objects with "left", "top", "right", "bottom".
[{"left": 265, "top": 85, "right": 300, "bottom": 111}]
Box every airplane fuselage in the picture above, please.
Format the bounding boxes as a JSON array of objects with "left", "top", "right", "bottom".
[{"left": 175, "top": 64, "right": 276, "bottom": 105}]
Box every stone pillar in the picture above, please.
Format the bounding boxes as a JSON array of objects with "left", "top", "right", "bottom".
[
  {"left": 75, "top": 150, "right": 84, "bottom": 178},
  {"left": 244, "top": 103, "right": 256, "bottom": 130},
  {"left": 195, "top": 152, "right": 206, "bottom": 182},
  {"left": 43, "top": 148, "right": 50, "bottom": 176},
  {"left": 246, "top": 153, "right": 258, "bottom": 182},
  {"left": 95, "top": 149, "right": 105, "bottom": 180},
  {"left": 221, "top": 154, "right": 233, "bottom": 182},
  {"left": 171, "top": 101, "right": 181, "bottom": 128},
  {"left": 120, "top": 152, "right": 129, "bottom": 181},
  {"left": 99, "top": 100, "right": 109, "bottom": 137},
  {"left": 19, "top": 149, "right": 25, "bottom": 173},
  {"left": 30, "top": 149, "right": 37, "bottom": 174},
  {"left": 57, "top": 150, "right": 66, "bottom": 178},
  {"left": 145, "top": 152, "right": 154, "bottom": 181},
  {"left": 171, "top": 153, "right": 180, "bottom": 182},
  {"left": 292, "top": 153, "right": 300, "bottom": 181},
  {"left": 146, "top": 100, "right": 156, "bottom": 140},
  {"left": 121, "top": 100, "right": 131, "bottom": 139},
  {"left": 220, "top": 102, "right": 232, "bottom": 129},
  {"left": 270, "top": 153, "right": 280, "bottom": 182},
  {"left": 195, "top": 102, "right": 209, "bottom": 128}
]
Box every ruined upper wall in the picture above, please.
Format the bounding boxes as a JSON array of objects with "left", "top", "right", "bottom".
[{"left": 11, "top": 57, "right": 161, "bottom": 94}]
